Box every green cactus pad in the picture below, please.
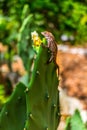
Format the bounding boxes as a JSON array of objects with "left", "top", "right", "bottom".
[
  {"left": 25, "top": 46, "right": 60, "bottom": 130},
  {"left": 0, "top": 83, "right": 26, "bottom": 130}
]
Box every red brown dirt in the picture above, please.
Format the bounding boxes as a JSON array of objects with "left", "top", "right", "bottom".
[{"left": 56, "top": 49, "right": 87, "bottom": 109}]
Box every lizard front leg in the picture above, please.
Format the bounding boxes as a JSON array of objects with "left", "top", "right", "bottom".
[{"left": 41, "top": 43, "right": 48, "bottom": 48}]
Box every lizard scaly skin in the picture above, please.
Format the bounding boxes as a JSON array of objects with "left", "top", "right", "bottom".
[{"left": 41, "top": 31, "right": 59, "bottom": 76}]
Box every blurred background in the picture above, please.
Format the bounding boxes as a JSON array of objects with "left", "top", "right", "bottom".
[
  {"left": 0, "top": 0, "right": 87, "bottom": 129},
  {"left": 0, "top": 0, "right": 87, "bottom": 45}
]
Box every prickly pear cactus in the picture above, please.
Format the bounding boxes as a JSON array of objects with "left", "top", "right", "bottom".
[
  {"left": 0, "top": 83, "right": 26, "bottom": 130},
  {"left": 18, "top": 14, "right": 35, "bottom": 71},
  {"left": 65, "top": 110, "right": 86, "bottom": 130},
  {"left": 0, "top": 28, "right": 60, "bottom": 130},
  {"left": 25, "top": 46, "right": 60, "bottom": 130}
]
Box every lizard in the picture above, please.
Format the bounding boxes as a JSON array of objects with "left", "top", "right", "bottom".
[{"left": 41, "top": 31, "right": 59, "bottom": 76}]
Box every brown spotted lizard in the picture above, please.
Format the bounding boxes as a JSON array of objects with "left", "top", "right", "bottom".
[{"left": 41, "top": 31, "right": 59, "bottom": 76}]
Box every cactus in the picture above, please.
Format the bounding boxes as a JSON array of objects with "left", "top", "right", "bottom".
[
  {"left": 18, "top": 14, "right": 35, "bottom": 71},
  {"left": 65, "top": 110, "right": 86, "bottom": 130},
  {"left": 17, "top": 5, "right": 37, "bottom": 72},
  {"left": 25, "top": 46, "right": 60, "bottom": 130},
  {"left": 0, "top": 11, "right": 60, "bottom": 129},
  {"left": 0, "top": 82, "right": 26, "bottom": 130},
  {"left": 0, "top": 42, "right": 60, "bottom": 130}
]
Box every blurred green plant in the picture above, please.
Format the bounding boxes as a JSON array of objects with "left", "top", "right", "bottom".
[
  {"left": 0, "top": 85, "right": 9, "bottom": 107},
  {"left": 0, "top": 0, "right": 87, "bottom": 45},
  {"left": 65, "top": 110, "right": 87, "bottom": 130}
]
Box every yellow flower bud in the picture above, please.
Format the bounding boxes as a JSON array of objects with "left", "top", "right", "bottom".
[{"left": 31, "top": 31, "right": 42, "bottom": 47}]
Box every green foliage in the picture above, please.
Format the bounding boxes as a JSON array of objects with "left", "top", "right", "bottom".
[
  {"left": 0, "top": 0, "right": 87, "bottom": 45},
  {"left": 0, "top": 85, "right": 8, "bottom": 106},
  {"left": 59, "top": 1, "right": 87, "bottom": 43},
  {"left": 65, "top": 110, "right": 86, "bottom": 130}
]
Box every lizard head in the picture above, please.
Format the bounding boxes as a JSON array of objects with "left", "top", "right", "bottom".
[{"left": 41, "top": 31, "right": 54, "bottom": 40}]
